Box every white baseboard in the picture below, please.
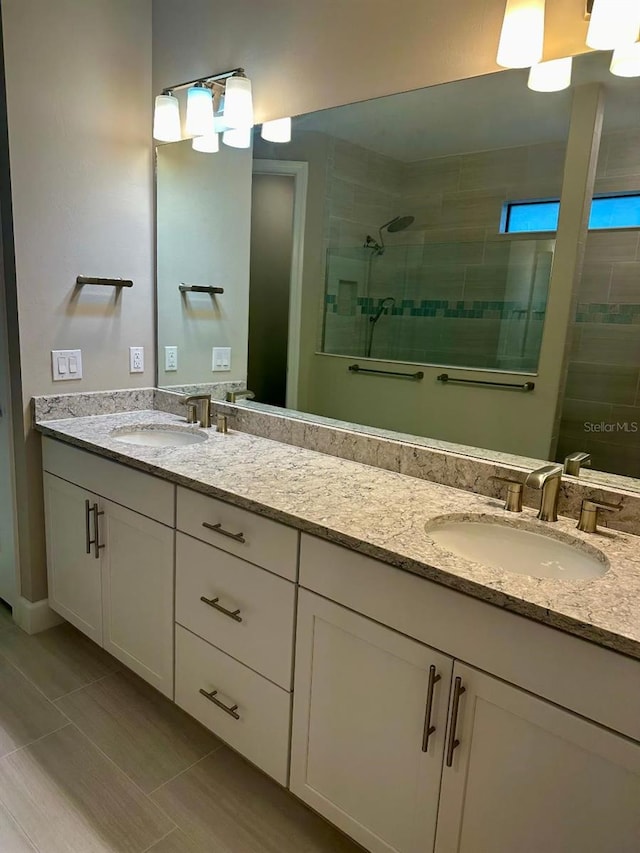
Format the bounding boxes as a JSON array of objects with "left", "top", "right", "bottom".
[{"left": 13, "top": 597, "right": 64, "bottom": 634}]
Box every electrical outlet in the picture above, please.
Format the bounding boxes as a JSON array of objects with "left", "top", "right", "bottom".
[
  {"left": 164, "top": 346, "right": 178, "bottom": 372},
  {"left": 52, "top": 350, "right": 83, "bottom": 381},
  {"left": 129, "top": 346, "right": 144, "bottom": 373},
  {"left": 212, "top": 347, "right": 231, "bottom": 372}
]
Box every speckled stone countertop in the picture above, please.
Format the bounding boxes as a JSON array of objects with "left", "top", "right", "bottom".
[{"left": 36, "top": 410, "right": 640, "bottom": 661}]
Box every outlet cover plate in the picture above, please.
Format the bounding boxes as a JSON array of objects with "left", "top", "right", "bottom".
[
  {"left": 129, "top": 346, "right": 144, "bottom": 373},
  {"left": 52, "top": 350, "right": 83, "bottom": 381},
  {"left": 212, "top": 347, "right": 231, "bottom": 372},
  {"left": 164, "top": 346, "right": 178, "bottom": 372}
]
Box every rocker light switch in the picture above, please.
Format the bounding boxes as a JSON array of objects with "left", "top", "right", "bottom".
[{"left": 52, "top": 350, "right": 83, "bottom": 381}]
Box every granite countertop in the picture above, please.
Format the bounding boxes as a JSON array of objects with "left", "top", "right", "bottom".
[{"left": 37, "top": 410, "right": 640, "bottom": 661}]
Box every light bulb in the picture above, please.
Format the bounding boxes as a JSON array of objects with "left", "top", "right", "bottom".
[
  {"left": 223, "top": 76, "right": 254, "bottom": 130},
  {"left": 496, "top": 0, "right": 545, "bottom": 69},
  {"left": 222, "top": 127, "right": 252, "bottom": 149},
  {"left": 192, "top": 133, "right": 220, "bottom": 153},
  {"left": 587, "top": 0, "right": 640, "bottom": 50},
  {"left": 611, "top": 39, "right": 640, "bottom": 76},
  {"left": 261, "top": 117, "right": 292, "bottom": 143},
  {"left": 185, "top": 86, "right": 215, "bottom": 138},
  {"left": 153, "top": 93, "right": 181, "bottom": 142},
  {"left": 528, "top": 56, "right": 572, "bottom": 91}
]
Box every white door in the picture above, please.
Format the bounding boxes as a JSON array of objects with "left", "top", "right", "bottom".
[
  {"left": 43, "top": 473, "right": 102, "bottom": 643},
  {"left": 435, "top": 662, "right": 640, "bottom": 853},
  {"left": 0, "top": 266, "right": 16, "bottom": 606},
  {"left": 101, "top": 500, "right": 174, "bottom": 697},
  {"left": 291, "top": 589, "right": 453, "bottom": 853}
]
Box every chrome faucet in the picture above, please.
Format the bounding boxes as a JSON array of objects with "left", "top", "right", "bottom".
[
  {"left": 225, "top": 389, "right": 255, "bottom": 404},
  {"left": 525, "top": 464, "right": 563, "bottom": 522},
  {"left": 563, "top": 451, "right": 591, "bottom": 477},
  {"left": 183, "top": 394, "right": 212, "bottom": 428}
]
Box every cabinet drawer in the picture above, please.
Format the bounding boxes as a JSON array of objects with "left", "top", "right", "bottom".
[
  {"left": 42, "top": 437, "right": 174, "bottom": 526},
  {"left": 175, "top": 626, "right": 291, "bottom": 785},
  {"left": 176, "top": 533, "right": 295, "bottom": 689},
  {"left": 176, "top": 487, "right": 298, "bottom": 580}
]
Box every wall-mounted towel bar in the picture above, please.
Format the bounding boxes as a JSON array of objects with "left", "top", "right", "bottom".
[
  {"left": 179, "top": 284, "right": 225, "bottom": 294},
  {"left": 76, "top": 276, "right": 133, "bottom": 288},
  {"left": 437, "top": 373, "right": 535, "bottom": 391},
  {"left": 349, "top": 364, "right": 424, "bottom": 380}
]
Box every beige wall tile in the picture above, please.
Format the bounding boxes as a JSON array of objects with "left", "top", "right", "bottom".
[
  {"left": 458, "top": 147, "right": 528, "bottom": 193},
  {"left": 610, "top": 261, "right": 640, "bottom": 302},
  {"left": 565, "top": 363, "right": 639, "bottom": 405}
]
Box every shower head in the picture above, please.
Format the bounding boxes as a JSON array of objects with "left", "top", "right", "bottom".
[
  {"left": 384, "top": 215, "right": 415, "bottom": 233},
  {"left": 371, "top": 296, "right": 396, "bottom": 324}
]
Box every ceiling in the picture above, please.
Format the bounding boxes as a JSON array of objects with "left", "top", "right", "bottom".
[{"left": 292, "top": 52, "right": 640, "bottom": 162}]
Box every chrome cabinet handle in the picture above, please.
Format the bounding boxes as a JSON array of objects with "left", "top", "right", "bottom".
[
  {"left": 421, "top": 665, "right": 441, "bottom": 752},
  {"left": 199, "top": 688, "right": 240, "bottom": 720},
  {"left": 85, "top": 499, "right": 92, "bottom": 555},
  {"left": 445, "top": 676, "right": 466, "bottom": 767},
  {"left": 202, "top": 521, "right": 246, "bottom": 544},
  {"left": 88, "top": 502, "right": 105, "bottom": 559},
  {"left": 200, "top": 595, "right": 243, "bottom": 623}
]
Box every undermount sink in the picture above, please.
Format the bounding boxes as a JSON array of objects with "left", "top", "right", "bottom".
[
  {"left": 426, "top": 517, "right": 608, "bottom": 581},
  {"left": 110, "top": 426, "right": 208, "bottom": 448}
]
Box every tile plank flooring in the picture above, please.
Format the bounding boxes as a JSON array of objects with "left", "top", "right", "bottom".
[{"left": 0, "top": 609, "right": 362, "bottom": 852}]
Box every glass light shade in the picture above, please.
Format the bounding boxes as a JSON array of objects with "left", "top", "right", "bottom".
[
  {"left": 223, "top": 76, "right": 254, "bottom": 130},
  {"left": 610, "top": 40, "right": 640, "bottom": 76},
  {"left": 587, "top": 0, "right": 640, "bottom": 50},
  {"left": 185, "top": 86, "right": 215, "bottom": 137},
  {"left": 261, "top": 117, "right": 292, "bottom": 143},
  {"left": 496, "top": 0, "right": 545, "bottom": 68},
  {"left": 528, "top": 57, "right": 572, "bottom": 92},
  {"left": 222, "top": 127, "right": 252, "bottom": 149},
  {"left": 192, "top": 133, "right": 220, "bottom": 153},
  {"left": 153, "top": 93, "right": 181, "bottom": 142}
]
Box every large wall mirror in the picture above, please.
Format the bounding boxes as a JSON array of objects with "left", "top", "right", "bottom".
[{"left": 156, "top": 50, "right": 640, "bottom": 490}]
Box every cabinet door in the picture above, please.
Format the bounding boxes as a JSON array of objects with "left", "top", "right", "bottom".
[
  {"left": 291, "top": 589, "right": 453, "bottom": 853},
  {"left": 44, "top": 473, "right": 102, "bottom": 643},
  {"left": 101, "top": 500, "right": 174, "bottom": 698},
  {"left": 436, "top": 662, "right": 640, "bottom": 853}
]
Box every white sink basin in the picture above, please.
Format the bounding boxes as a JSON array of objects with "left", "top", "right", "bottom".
[
  {"left": 426, "top": 518, "right": 607, "bottom": 581},
  {"left": 111, "top": 426, "right": 208, "bottom": 448}
]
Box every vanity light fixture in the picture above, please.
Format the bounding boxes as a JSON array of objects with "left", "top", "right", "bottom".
[
  {"left": 222, "top": 126, "right": 252, "bottom": 149},
  {"left": 528, "top": 56, "right": 573, "bottom": 91},
  {"left": 610, "top": 37, "right": 640, "bottom": 76},
  {"left": 192, "top": 133, "right": 220, "bottom": 153},
  {"left": 261, "top": 117, "right": 292, "bottom": 143},
  {"left": 152, "top": 67, "right": 248, "bottom": 143},
  {"left": 586, "top": 0, "right": 640, "bottom": 50},
  {"left": 223, "top": 74, "right": 254, "bottom": 131},
  {"left": 496, "top": 0, "right": 545, "bottom": 68},
  {"left": 185, "top": 84, "right": 215, "bottom": 138},
  {"left": 153, "top": 92, "right": 181, "bottom": 142}
]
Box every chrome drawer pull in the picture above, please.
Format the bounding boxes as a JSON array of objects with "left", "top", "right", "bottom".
[
  {"left": 202, "top": 521, "right": 246, "bottom": 544},
  {"left": 88, "top": 502, "right": 105, "bottom": 559},
  {"left": 445, "top": 676, "right": 466, "bottom": 767},
  {"left": 421, "top": 665, "right": 441, "bottom": 752},
  {"left": 85, "top": 500, "right": 92, "bottom": 555},
  {"left": 199, "top": 688, "right": 240, "bottom": 720},
  {"left": 200, "top": 596, "right": 243, "bottom": 623}
]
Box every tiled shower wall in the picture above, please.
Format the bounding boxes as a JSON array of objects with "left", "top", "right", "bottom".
[
  {"left": 323, "top": 137, "right": 566, "bottom": 369},
  {"left": 558, "top": 127, "right": 640, "bottom": 478}
]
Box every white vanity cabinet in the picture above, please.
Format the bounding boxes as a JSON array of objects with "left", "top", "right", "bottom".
[
  {"left": 291, "top": 589, "right": 453, "bottom": 853},
  {"left": 42, "top": 439, "right": 175, "bottom": 697},
  {"left": 294, "top": 535, "right": 640, "bottom": 853}
]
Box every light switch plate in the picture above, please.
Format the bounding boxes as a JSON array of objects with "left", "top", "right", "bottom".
[
  {"left": 129, "top": 346, "right": 144, "bottom": 373},
  {"left": 52, "top": 350, "right": 83, "bottom": 381},
  {"left": 164, "top": 346, "right": 178, "bottom": 372},
  {"left": 212, "top": 347, "right": 231, "bottom": 371}
]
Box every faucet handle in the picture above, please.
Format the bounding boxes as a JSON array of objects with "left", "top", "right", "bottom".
[
  {"left": 490, "top": 475, "right": 524, "bottom": 513},
  {"left": 577, "top": 498, "right": 622, "bottom": 533},
  {"left": 185, "top": 402, "right": 198, "bottom": 424},
  {"left": 563, "top": 451, "right": 592, "bottom": 476}
]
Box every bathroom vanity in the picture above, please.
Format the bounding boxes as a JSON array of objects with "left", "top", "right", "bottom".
[{"left": 37, "top": 411, "right": 640, "bottom": 853}]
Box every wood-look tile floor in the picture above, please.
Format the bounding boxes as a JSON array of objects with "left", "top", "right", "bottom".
[{"left": 0, "top": 606, "right": 361, "bottom": 853}]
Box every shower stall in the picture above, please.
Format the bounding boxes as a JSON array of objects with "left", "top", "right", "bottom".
[{"left": 322, "top": 234, "right": 555, "bottom": 373}]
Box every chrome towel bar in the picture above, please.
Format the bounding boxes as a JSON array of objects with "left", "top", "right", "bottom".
[
  {"left": 437, "top": 373, "right": 535, "bottom": 391},
  {"left": 349, "top": 364, "right": 424, "bottom": 380}
]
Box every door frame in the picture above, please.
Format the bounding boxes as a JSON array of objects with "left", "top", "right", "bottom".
[{"left": 252, "top": 160, "right": 308, "bottom": 410}]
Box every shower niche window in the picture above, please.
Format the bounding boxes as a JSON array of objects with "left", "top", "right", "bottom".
[{"left": 321, "top": 236, "right": 555, "bottom": 373}]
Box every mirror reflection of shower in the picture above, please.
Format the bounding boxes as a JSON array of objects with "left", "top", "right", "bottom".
[
  {"left": 366, "top": 297, "right": 395, "bottom": 357},
  {"left": 364, "top": 214, "right": 415, "bottom": 256}
]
